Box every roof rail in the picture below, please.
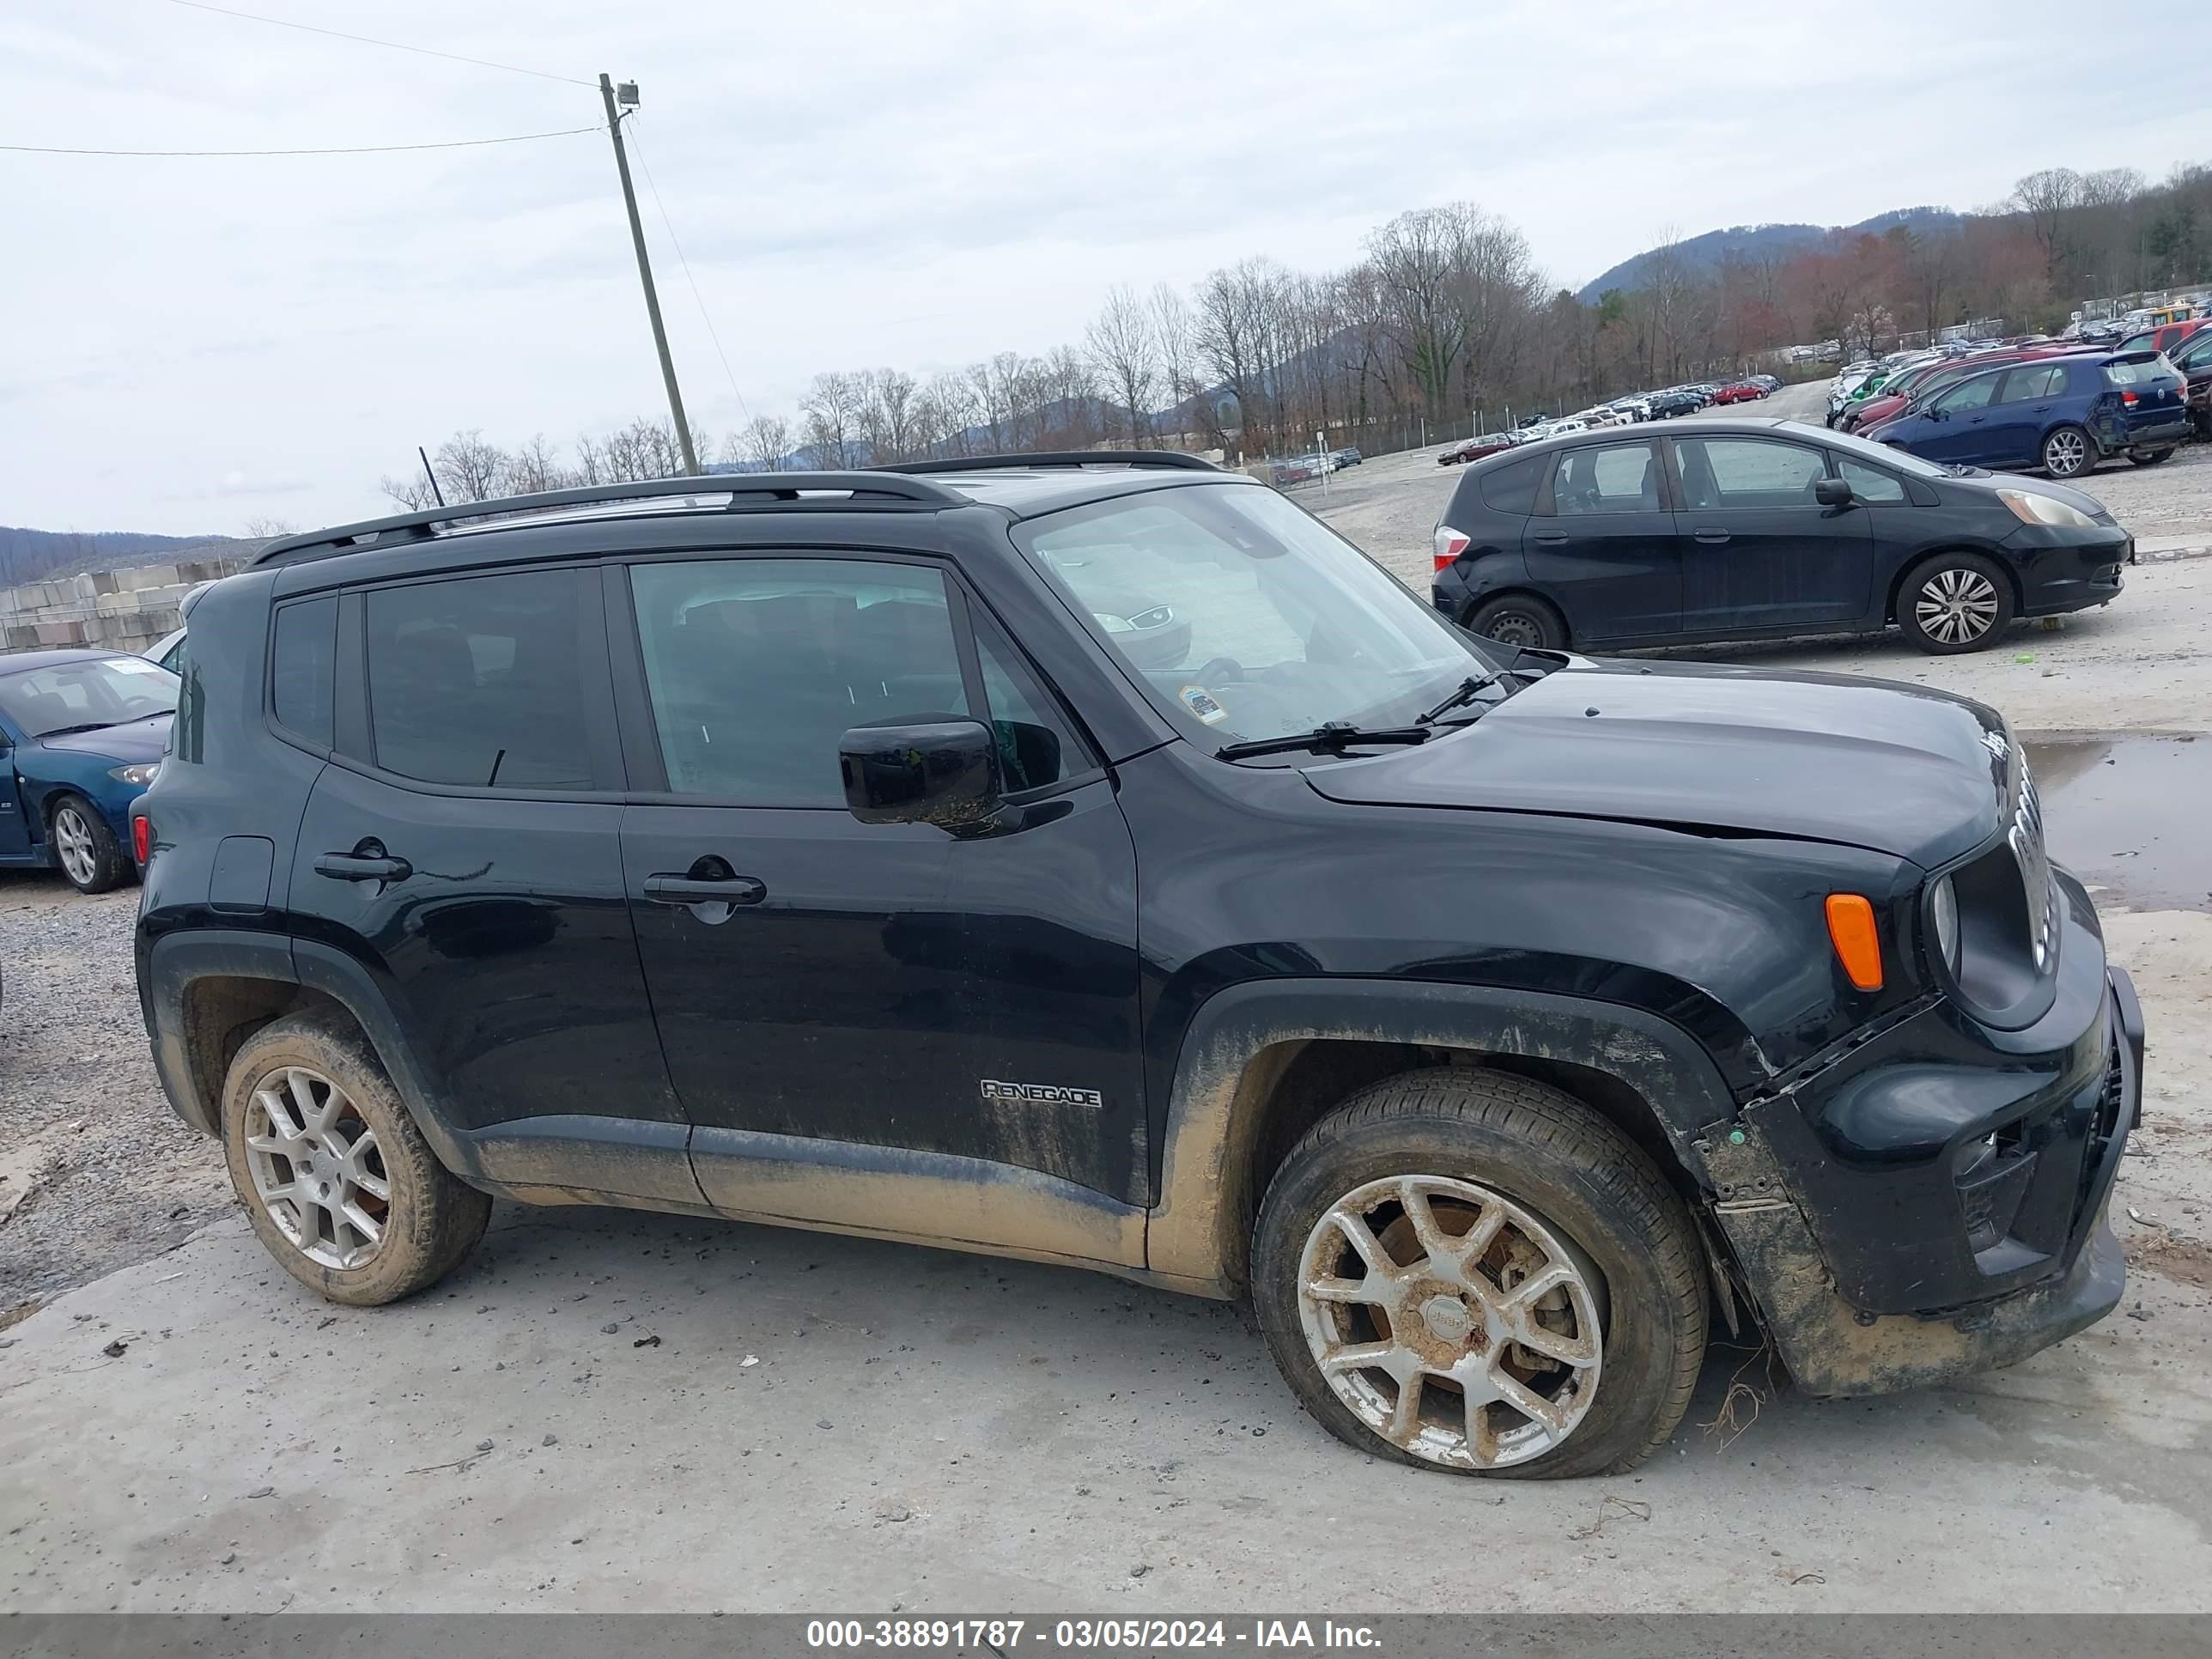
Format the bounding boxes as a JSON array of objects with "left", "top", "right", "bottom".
[
  {"left": 250, "top": 471, "right": 967, "bottom": 568},
  {"left": 878, "top": 450, "right": 1222, "bottom": 477}
]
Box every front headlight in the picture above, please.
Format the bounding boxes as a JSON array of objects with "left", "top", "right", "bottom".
[
  {"left": 1928, "top": 873, "right": 1961, "bottom": 975},
  {"left": 109, "top": 763, "right": 161, "bottom": 787},
  {"left": 1996, "top": 488, "right": 2100, "bottom": 531}
]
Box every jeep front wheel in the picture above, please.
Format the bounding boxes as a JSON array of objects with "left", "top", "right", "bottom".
[
  {"left": 222, "top": 1014, "right": 491, "bottom": 1305},
  {"left": 1252, "top": 1068, "right": 1705, "bottom": 1479}
]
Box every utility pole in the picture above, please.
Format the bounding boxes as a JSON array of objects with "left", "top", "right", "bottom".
[{"left": 599, "top": 74, "right": 699, "bottom": 476}]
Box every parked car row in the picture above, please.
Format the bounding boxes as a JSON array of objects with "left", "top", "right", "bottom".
[
  {"left": 1437, "top": 376, "right": 1780, "bottom": 465},
  {"left": 1831, "top": 335, "right": 2194, "bottom": 479},
  {"left": 1270, "top": 446, "right": 1363, "bottom": 485}
]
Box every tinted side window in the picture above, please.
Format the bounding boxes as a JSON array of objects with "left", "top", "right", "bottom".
[
  {"left": 629, "top": 558, "right": 969, "bottom": 806},
  {"left": 365, "top": 569, "right": 594, "bottom": 790},
  {"left": 1547, "top": 443, "right": 1660, "bottom": 516},
  {"left": 1936, "top": 374, "right": 2000, "bottom": 413},
  {"left": 270, "top": 597, "right": 337, "bottom": 748},
  {"left": 971, "top": 611, "right": 1095, "bottom": 793},
  {"left": 1836, "top": 458, "right": 1907, "bottom": 504},
  {"left": 1996, "top": 365, "right": 2065, "bottom": 404},
  {"left": 1476, "top": 453, "right": 1545, "bottom": 515},
  {"left": 1674, "top": 438, "right": 1826, "bottom": 510}
]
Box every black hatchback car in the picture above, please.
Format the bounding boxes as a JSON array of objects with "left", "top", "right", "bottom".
[
  {"left": 1431, "top": 417, "right": 2132, "bottom": 654},
  {"left": 135, "top": 456, "right": 2139, "bottom": 1480}
]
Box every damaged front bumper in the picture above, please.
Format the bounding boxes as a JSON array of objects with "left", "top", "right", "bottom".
[{"left": 1707, "top": 880, "right": 2141, "bottom": 1397}]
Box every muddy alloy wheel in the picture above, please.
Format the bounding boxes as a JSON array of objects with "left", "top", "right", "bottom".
[
  {"left": 1295, "top": 1174, "right": 1605, "bottom": 1470},
  {"left": 2040, "top": 424, "right": 2092, "bottom": 478},
  {"left": 1252, "top": 1068, "right": 1705, "bottom": 1480},
  {"left": 241, "top": 1065, "right": 391, "bottom": 1270},
  {"left": 222, "top": 1014, "right": 490, "bottom": 1304}
]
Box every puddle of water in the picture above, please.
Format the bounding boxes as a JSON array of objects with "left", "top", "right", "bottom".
[{"left": 2023, "top": 735, "right": 2212, "bottom": 912}]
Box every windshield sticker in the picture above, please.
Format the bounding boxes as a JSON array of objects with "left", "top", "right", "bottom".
[
  {"left": 1179, "top": 685, "right": 1228, "bottom": 726},
  {"left": 108, "top": 659, "right": 167, "bottom": 675}
]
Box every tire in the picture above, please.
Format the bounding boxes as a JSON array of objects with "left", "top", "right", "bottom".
[
  {"left": 1897, "top": 550, "right": 2016, "bottom": 654},
  {"left": 2040, "top": 423, "right": 2094, "bottom": 479},
  {"left": 48, "top": 793, "right": 127, "bottom": 894},
  {"left": 2130, "top": 447, "right": 2174, "bottom": 466},
  {"left": 221, "top": 1013, "right": 491, "bottom": 1305},
  {"left": 1253, "top": 1068, "right": 1706, "bottom": 1479},
  {"left": 1467, "top": 593, "right": 1566, "bottom": 651}
]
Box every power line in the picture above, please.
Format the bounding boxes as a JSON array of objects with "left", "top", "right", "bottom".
[
  {"left": 625, "top": 112, "right": 753, "bottom": 428},
  {"left": 3, "top": 125, "right": 599, "bottom": 157},
  {"left": 160, "top": 0, "right": 595, "bottom": 88}
]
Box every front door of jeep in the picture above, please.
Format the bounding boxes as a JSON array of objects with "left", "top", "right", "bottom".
[{"left": 609, "top": 553, "right": 1150, "bottom": 1243}]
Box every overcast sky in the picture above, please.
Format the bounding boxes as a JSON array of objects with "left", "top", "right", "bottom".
[{"left": 5, "top": 0, "right": 2207, "bottom": 535}]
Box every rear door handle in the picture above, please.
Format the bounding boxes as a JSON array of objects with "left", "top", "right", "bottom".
[
  {"left": 643, "top": 873, "right": 766, "bottom": 907},
  {"left": 1531, "top": 531, "right": 1570, "bottom": 544},
  {"left": 314, "top": 850, "right": 411, "bottom": 884},
  {"left": 1692, "top": 528, "right": 1731, "bottom": 544}
]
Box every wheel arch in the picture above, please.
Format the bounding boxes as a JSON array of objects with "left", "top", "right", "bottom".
[
  {"left": 144, "top": 931, "right": 478, "bottom": 1181},
  {"left": 1144, "top": 978, "right": 1733, "bottom": 1296},
  {"left": 1459, "top": 586, "right": 1571, "bottom": 647}
]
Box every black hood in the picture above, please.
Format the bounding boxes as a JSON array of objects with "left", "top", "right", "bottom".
[{"left": 1304, "top": 659, "right": 2008, "bottom": 868}]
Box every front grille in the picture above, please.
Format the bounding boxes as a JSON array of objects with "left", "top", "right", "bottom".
[{"left": 2009, "top": 757, "right": 2057, "bottom": 971}]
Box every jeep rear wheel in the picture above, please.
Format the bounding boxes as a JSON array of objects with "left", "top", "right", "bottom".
[
  {"left": 221, "top": 1014, "right": 490, "bottom": 1305},
  {"left": 1252, "top": 1068, "right": 1705, "bottom": 1479}
]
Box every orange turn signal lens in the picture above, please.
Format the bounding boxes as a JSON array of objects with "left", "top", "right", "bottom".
[{"left": 1825, "top": 893, "right": 1883, "bottom": 992}]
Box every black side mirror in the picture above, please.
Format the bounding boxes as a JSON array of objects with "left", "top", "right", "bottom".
[
  {"left": 1814, "top": 477, "right": 1854, "bottom": 507},
  {"left": 840, "top": 719, "right": 1000, "bottom": 829}
]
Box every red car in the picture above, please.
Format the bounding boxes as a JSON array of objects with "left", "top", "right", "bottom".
[
  {"left": 2114, "top": 317, "right": 2211, "bottom": 358},
  {"left": 1710, "top": 380, "right": 1766, "bottom": 404},
  {"left": 1437, "top": 433, "right": 1516, "bottom": 465}
]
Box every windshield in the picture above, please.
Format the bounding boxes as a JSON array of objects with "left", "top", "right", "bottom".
[
  {"left": 0, "top": 656, "right": 179, "bottom": 738},
  {"left": 1013, "top": 483, "right": 1492, "bottom": 749}
]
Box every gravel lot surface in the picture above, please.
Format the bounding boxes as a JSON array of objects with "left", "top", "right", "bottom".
[{"left": 3, "top": 392, "right": 2210, "bottom": 1613}]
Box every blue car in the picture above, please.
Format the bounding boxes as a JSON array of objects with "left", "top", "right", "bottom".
[
  {"left": 1870, "top": 349, "right": 2191, "bottom": 481},
  {"left": 0, "top": 648, "right": 178, "bottom": 893}
]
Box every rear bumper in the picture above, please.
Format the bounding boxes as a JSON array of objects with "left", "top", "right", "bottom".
[{"left": 1710, "top": 882, "right": 2139, "bottom": 1396}]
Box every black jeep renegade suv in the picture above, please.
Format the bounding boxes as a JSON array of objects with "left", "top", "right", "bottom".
[{"left": 134, "top": 453, "right": 2142, "bottom": 1480}]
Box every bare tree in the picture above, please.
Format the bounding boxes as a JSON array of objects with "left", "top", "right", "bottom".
[
  {"left": 737, "top": 415, "right": 792, "bottom": 471},
  {"left": 1085, "top": 286, "right": 1158, "bottom": 446},
  {"left": 2013, "top": 167, "right": 2083, "bottom": 273},
  {"left": 801, "top": 371, "right": 865, "bottom": 467},
  {"left": 243, "top": 516, "right": 298, "bottom": 538},
  {"left": 431, "top": 430, "right": 508, "bottom": 502},
  {"left": 503, "top": 434, "right": 568, "bottom": 495}
]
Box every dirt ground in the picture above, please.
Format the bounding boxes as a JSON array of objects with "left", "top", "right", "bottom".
[{"left": 3, "top": 389, "right": 2210, "bottom": 1613}]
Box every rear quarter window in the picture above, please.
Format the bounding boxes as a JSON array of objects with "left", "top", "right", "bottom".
[{"left": 1475, "top": 453, "right": 1546, "bottom": 515}]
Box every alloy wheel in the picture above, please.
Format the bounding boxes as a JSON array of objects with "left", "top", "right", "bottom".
[
  {"left": 2043, "top": 428, "right": 2088, "bottom": 477},
  {"left": 52, "top": 806, "right": 97, "bottom": 887},
  {"left": 1296, "top": 1174, "right": 1605, "bottom": 1470},
  {"left": 240, "top": 1066, "right": 391, "bottom": 1269},
  {"left": 1915, "top": 568, "right": 2001, "bottom": 646}
]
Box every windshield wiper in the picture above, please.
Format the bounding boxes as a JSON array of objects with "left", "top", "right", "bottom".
[
  {"left": 35, "top": 721, "right": 117, "bottom": 738},
  {"left": 1216, "top": 721, "right": 1433, "bottom": 762},
  {"left": 1416, "top": 673, "right": 1499, "bottom": 726}
]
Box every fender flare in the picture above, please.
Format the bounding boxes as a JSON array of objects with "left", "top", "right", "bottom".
[
  {"left": 1143, "top": 977, "right": 1735, "bottom": 1294},
  {"left": 143, "top": 929, "right": 481, "bottom": 1179}
]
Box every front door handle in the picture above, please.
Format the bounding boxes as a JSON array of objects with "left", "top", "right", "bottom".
[
  {"left": 314, "top": 848, "right": 411, "bottom": 884},
  {"left": 1531, "top": 531, "right": 1570, "bottom": 544},
  {"left": 643, "top": 873, "right": 767, "bottom": 907},
  {"left": 1692, "top": 528, "right": 1731, "bottom": 544}
]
